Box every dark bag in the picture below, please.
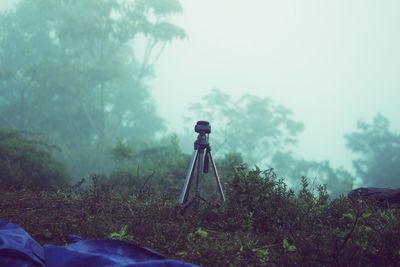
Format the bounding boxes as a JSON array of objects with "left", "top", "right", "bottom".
[{"left": 348, "top": 187, "right": 400, "bottom": 208}]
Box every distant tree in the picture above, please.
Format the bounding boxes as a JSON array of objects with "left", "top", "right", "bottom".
[
  {"left": 345, "top": 114, "right": 400, "bottom": 188},
  {"left": 0, "top": 0, "right": 185, "bottom": 177},
  {"left": 271, "top": 151, "right": 354, "bottom": 197},
  {"left": 185, "top": 89, "right": 355, "bottom": 196},
  {"left": 185, "top": 88, "right": 304, "bottom": 164}
]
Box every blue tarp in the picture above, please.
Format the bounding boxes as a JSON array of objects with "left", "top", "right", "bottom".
[{"left": 0, "top": 220, "right": 197, "bottom": 267}]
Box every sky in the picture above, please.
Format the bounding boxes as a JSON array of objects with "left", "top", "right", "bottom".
[
  {"left": 150, "top": 0, "right": 400, "bottom": 173},
  {"left": 0, "top": 0, "right": 14, "bottom": 10},
  {"left": 1, "top": 0, "right": 399, "bottom": 175}
]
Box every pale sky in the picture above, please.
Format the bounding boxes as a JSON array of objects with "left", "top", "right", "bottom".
[
  {"left": 151, "top": 0, "right": 400, "bottom": 172},
  {"left": 0, "top": 0, "right": 14, "bottom": 10},
  {"left": 1, "top": 0, "right": 399, "bottom": 174}
]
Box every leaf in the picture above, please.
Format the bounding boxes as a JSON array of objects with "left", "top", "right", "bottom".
[
  {"left": 283, "top": 238, "right": 297, "bottom": 253},
  {"left": 109, "top": 225, "right": 133, "bottom": 241},
  {"left": 362, "top": 212, "right": 371, "bottom": 220},
  {"left": 252, "top": 247, "right": 269, "bottom": 262},
  {"left": 343, "top": 212, "right": 354, "bottom": 221},
  {"left": 195, "top": 228, "right": 208, "bottom": 238}
]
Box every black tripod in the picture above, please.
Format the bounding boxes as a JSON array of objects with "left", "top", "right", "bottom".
[{"left": 179, "top": 121, "right": 225, "bottom": 208}]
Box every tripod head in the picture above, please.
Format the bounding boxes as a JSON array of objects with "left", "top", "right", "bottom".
[
  {"left": 193, "top": 121, "right": 212, "bottom": 173},
  {"left": 194, "top": 120, "right": 211, "bottom": 135},
  {"left": 194, "top": 121, "right": 211, "bottom": 150}
]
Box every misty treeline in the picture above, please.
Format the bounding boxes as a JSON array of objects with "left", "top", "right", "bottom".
[
  {"left": 0, "top": 0, "right": 399, "bottom": 196},
  {"left": 0, "top": 0, "right": 186, "bottom": 182}
]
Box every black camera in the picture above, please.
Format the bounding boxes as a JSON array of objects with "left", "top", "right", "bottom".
[{"left": 194, "top": 120, "right": 211, "bottom": 134}]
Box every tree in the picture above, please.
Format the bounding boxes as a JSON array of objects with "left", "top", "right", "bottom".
[
  {"left": 0, "top": 0, "right": 185, "bottom": 178},
  {"left": 271, "top": 151, "right": 354, "bottom": 197},
  {"left": 185, "top": 89, "right": 355, "bottom": 196},
  {"left": 184, "top": 88, "right": 304, "bottom": 164},
  {"left": 345, "top": 114, "right": 400, "bottom": 188}
]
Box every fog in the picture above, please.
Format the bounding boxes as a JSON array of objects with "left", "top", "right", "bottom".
[
  {"left": 1, "top": 0, "right": 399, "bottom": 194},
  {"left": 151, "top": 0, "right": 400, "bottom": 173}
]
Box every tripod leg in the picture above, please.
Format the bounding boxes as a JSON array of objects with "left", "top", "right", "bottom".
[
  {"left": 209, "top": 152, "right": 226, "bottom": 202},
  {"left": 194, "top": 149, "right": 205, "bottom": 202},
  {"left": 179, "top": 150, "right": 199, "bottom": 205}
]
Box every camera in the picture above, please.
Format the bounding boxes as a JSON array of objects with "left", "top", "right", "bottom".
[{"left": 194, "top": 120, "right": 211, "bottom": 134}]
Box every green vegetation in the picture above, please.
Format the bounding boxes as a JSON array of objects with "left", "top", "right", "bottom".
[
  {"left": 0, "top": 113, "right": 399, "bottom": 266},
  {"left": 0, "top": 129, "right": 70, "bottom": 189},
  {"left": 1, "top": 0, "right": 398, "bottom": 196},
  {"left": 1, "top": 1, "right": 400, "bottom": 266},
  {"left": 184, "top": 88, "right": 304, "bottom": 163},
  {"left": 1, "top": 168, "right": 399, "bottom": 266},
  {"left": 0, "top": 0, "right": 185, "bottom": 177},
  {"left": 108, "top": 135, "right": 191, "bottom": 191},
  {"left": 345, "top": 114, "right": 400, "bottom": 188},
  {"left": 185, "top": 89, "right": 355, "bottom": 196}
]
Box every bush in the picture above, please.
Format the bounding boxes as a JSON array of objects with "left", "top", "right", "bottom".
[
  {"left": 108, "top": 135, "right": 190, "bottom": 191},
  {"left": 1, "top": 166, "right": 399, "bottom": 266},
  {"left": 0, "top": 129, "right": 70, "bottom": 189}
]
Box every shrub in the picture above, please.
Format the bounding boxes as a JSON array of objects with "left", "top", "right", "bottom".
[
  {"left": 108, "top": 135, "right": 190, "bottom": 191},
  {"left": 0, "top": 129, "right": 70, "bottom": 189},
  {"left": 1, "top": 165, "right": 400, "bottom": 266}
]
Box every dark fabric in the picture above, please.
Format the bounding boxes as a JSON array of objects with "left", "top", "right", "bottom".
[
  {"left": 0, "top": 220, "right": 197, "bottom": 267},
  {"left": 348, "top": 187, "right": 400, "bottom": 208},
  {"left": 0, "top": 220, "right": 45, "bottom": 267}
]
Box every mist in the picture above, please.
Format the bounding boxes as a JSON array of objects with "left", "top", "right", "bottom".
[
  {"left": 1, "top": 0, "right": 399, "bottom": 195},
  {"left": 152, "top": 0, "right": 400, "bottom": 170},
  {"left": 1, "top": 2, "right": 400, "bottom": 265}
]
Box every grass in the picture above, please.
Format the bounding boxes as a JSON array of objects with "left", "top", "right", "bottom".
[{"left": 1, "top": 168, "right": 399, "bottom": 266}]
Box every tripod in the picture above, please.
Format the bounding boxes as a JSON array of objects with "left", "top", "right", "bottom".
[{"left": 179, "top": 121, "right": 225, "bottom": 208}]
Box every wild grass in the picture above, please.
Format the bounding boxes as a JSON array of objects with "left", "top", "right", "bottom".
[{"left": 1, "top": 168, "right": 399, "bottom": 266}]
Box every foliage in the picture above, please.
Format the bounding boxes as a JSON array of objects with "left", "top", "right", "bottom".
[
  {"left": 184, "top": 88, "right": 304, "bottom": 164},
  {"left": 0, "top": 0, "right": 185, "bottom": 178},
  {"left": 109, "top": 225, "right": 134, "bottom": 241},
  {"left": 282, "top": 238, "right": 297, "bottom": 253},
  {"left": 108, "top": 137, "right": 246, "bottom": 196},
  {"left": 108, "top": 135, "right": 190, "bottom": 191},
  {"left": 0, "top": 129, "right": 70, "bottom": 189},
  {"left": 272, "top": 151, "right": 354, "bottom": 197},
  {"left": 111, "top": 139, "right": 134, "bottom": 166},
  {"left": 345, "top": 114, "right": 400, "bottom": 188},
  {"left": 214, "top": 152, "right": 246, "bottom": 183},
  {"left": 2, "top": 167, "right": 399, "bottom": 266},
  {"left": 185, "top": 88, "right": 354, "bottom": 196}
]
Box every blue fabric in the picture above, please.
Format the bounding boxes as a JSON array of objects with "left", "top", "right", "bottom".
[{"left": 0, "top": 220, "right": 197, "bottom": 267}]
